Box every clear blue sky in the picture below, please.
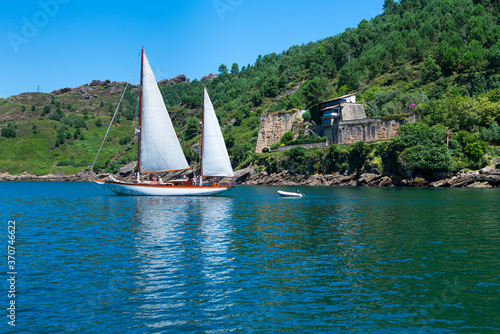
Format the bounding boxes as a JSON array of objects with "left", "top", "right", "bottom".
[{"left": 1, "top": 0, "right": 384, "bottom": 98}]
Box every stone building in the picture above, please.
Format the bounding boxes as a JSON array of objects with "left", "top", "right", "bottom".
[
  {"left": 255, "top": 93, "right": 415, "bottom": 153},
  {"left": 320, "top": 93, "right": 415, "bottom": 145}
]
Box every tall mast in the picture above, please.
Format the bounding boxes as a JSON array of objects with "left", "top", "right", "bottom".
[
  {"left": 200, "top": 84, "right": 205, "bottom": 177},
  {"left": 138, "top": 48, "right": 144, "bottom": 174}
]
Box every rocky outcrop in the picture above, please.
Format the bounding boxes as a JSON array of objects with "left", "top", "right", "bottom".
[
  {"left": 90, "top": 79, "right": 111, "bottom": 87},
  {"left": 48, "top": 80, "right": 127, "bottom": 100},
  {"left": 70, "top": 84, "right": 98, "bottom": 100},
  {"left": 200, "top": 73, "right": 219, "bottom": 81},
  {"left": 233, "top": 166, "right": 257, "bottom": 184},
  {"left": 158, "top": 74, "right": 189, "bottom": 86},
  {"left": 50, "top": 87, "right": 72, "bottom": 96},
  {"left": 118, "top": 162, "right": 137, "bottom": 178}
]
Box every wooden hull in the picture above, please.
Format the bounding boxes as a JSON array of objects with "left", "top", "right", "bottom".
[{"left": 91, "top": 179, "right": 231, "bottom": 196}]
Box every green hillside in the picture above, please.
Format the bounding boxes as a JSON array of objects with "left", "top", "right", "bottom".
[{"left": 1, "top": 0, "right": 499, "bottom": 177}]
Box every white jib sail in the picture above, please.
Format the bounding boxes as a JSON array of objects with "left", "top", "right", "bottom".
[
  {"left": 202, "top": 87, "right": 234, "bottom": 177},
  {"left": 140, "top": 53, "right": 189, "bottom": 173}
]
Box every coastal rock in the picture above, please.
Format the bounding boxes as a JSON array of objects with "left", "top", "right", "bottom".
[
  {"left": 233, "top": 166, "right": 256, "bottom": 184},
  {"left": 467, "top": 181, "right": 492, "bottom": 188},
  {"left": 433, "top": 171, "right": 451, "bottom": 181},
  {"left": 431, "top": 178, "right": 450, "bottom": 187},
  {"left": 356, "top": 173, "right": 380, "bottom": 186},
  {"left": 119, "top": 161, "right": 137, "bottom": 177},
  {"left": 378, "top": 176, "right": 393, "bottom": 187},
  {"left": 430, "top": 168, "right": 500, "bottom": 188}
]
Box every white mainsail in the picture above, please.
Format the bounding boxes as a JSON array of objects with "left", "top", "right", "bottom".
[
  {"left": 202, "top": 86, "right": 234, "bottom": 177},
  {"left": 140, "top": 52, "right": 189, "bottom": 173}
]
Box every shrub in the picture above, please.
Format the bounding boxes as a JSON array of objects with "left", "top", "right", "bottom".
[
  {"left": 183, "top": 117, "right": 201, "bottom": 141},
  {"left": 464, "top": 141, "right": 487, "bottom": 160},
  {"left": 42, "top": 105, "right": 51, "bottom": 116},
  {"left": 48, "top": 111, "right": 62, "bottom": 121},
  {"left": 383, "top": 122, "right": 457, "bottom": 173},
  {"left": 55, "top": 131, "right": 65, "bottom": 147},
  {"left": 478, "top": 121, "right": 500, "bottom": 145},
  {"left": 349, "top": 141, "right": 369, "bottom": 173},
  {"left": 95, "top": 118, "right": 102, "bottom": 127},
  {"left": 280, "top": 131, "right": 294, "bottom": 144},
  {"left": 106, "top": 162, "right": 121, "bottom": 174},
  {"left": 1, "top": 123, "right": 16, "bottom": 138},
  {"left": 285, "top": 146, "right": 307, "bottom": 174},
  {"left": 119, "top": 136, "right": 131, "bottom": 146},
  {"left": 74, "top": 117, "right": 87, "bottom": 129},
  {"left": 270, "top": 142, "right": 280, "bottom": 150},
  {"left": 399, "top": 145, "right": 453, "bottom": 172}
]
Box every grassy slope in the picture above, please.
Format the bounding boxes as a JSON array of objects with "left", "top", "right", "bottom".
[{"left": 0, "top": 85, "right": 141, "bottom": 175}]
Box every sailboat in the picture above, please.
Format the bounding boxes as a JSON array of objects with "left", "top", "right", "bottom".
[{"left": 91, "top": 49, "right": 234, "bottom": 196}]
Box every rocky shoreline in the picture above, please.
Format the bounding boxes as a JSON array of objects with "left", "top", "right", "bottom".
[
  {"left": 1, "top": 163, "right": 499, "bottom": 188},
  {"left": 235, "top": 164, "right": 500, "bottom": 188}
]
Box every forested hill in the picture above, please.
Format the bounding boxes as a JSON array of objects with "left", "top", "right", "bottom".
[{"left": 0, "top": 0, "right": 499, "bottom": 176}]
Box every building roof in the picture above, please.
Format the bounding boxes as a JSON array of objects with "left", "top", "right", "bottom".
[
  {"left": 320, "top": 104, "right": 340, "bottom": 111},
  {"left": 319, "top": 92, "right": 357, "bottom": 105}
]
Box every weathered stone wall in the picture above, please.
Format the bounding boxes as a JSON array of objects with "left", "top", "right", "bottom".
[
  {"left": 337, "top": 118, "right": 407, "bottom": 145},
  {"left": 340, "top": 103, "right": 366, "bottom": 121},
  {"left": 255, "top": 110, "right": 302, "bottom": 153}
]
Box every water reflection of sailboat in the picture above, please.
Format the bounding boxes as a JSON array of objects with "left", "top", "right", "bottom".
[{"left": 133, "top": 196, "right": 236, "bottom": 330}]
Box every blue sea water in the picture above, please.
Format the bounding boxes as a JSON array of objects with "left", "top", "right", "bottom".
[{"left": 1, "top": 182, "right": 499, "bottom": 333}]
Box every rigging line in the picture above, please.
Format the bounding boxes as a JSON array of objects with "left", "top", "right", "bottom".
[
  {"left": 91, "top": 52, "right": 140, "bottom": 174},
  {"left": 148, "top": 57, "right": 171, "bottom": 108},
  {"left": 112, "top": 93, "right": 141, "bottom": 165},
  {"left": 148, "top": 56, "right": 184, "bottom": 109}
]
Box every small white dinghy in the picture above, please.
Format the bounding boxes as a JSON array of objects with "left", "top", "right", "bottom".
[{"left": 278, "top": 190, "right": 305, "bottom": 198}]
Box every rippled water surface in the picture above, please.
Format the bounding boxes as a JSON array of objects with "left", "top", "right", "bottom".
[{"left": 1, "top": 182, "right": 499, "bottom": 333}]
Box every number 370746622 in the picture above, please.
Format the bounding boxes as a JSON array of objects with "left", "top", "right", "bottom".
[{"left": 8, "top": 220, "right": 16, "bottom": 270}]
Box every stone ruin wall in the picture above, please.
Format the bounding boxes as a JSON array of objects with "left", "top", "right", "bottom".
[
  {"left": 340, "top": 103, "right": 367, "bottom": 121},
  {"left": 338, "top": 118, "right": 408, "bottom": 145},
  {"left": 255, "top": 105, "right": 416, "bottom": 152},
  {"left": 255, "top": 110, "right": 302, "bottom": 153}
]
